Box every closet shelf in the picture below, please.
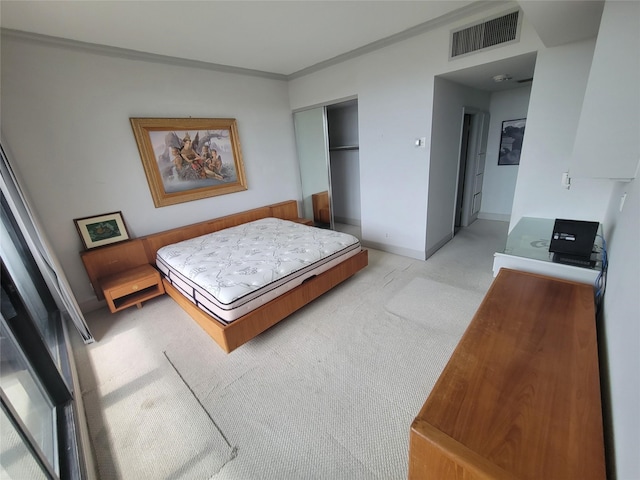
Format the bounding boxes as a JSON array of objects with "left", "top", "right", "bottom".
[{"left": 329, "top": 145, "right": 359, "bottom": 151}]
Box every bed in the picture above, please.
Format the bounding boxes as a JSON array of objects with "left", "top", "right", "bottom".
[
  {"left": 80, "top": 200, "right": 368, "bottom": 352},
  {"left": 156, "top": 217, "right": 362, "bottom": 323}
]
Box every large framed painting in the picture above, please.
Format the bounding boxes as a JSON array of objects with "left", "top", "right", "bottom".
[
  {"left": 74, "top": 211, "right": 130, "bottom": 250},
  {"left": 498, "top": 118, "right": 526, "bottom": 165},
  {"left": 130, "top": 118, "right": 248, "bottom": 207}
]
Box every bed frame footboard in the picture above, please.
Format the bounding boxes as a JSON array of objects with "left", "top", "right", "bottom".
[{"left": 163, "top": 248, "right": 368, "bottom": 353}]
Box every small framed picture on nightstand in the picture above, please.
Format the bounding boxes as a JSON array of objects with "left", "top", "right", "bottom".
[{"left": 74, "top": 211, "right": 130, "bottom": 250}]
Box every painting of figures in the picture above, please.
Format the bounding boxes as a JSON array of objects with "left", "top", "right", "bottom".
[{"left": 131, "top": 118, "right": 247, "bottom": 207}]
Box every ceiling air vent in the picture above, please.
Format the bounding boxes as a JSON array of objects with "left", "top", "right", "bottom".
[{"left": 450, "top": 10, "right": 521, "bottom": 59}]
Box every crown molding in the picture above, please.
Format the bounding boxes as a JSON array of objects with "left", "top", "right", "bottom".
[
  {"left": 287, "top": 1, "right": 510, "bottom": 79},
  {"left": 0, "top": 28, "right": 288, "bottom": 81}
]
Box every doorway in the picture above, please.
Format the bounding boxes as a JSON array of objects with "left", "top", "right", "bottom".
[
  {"left": 455, "top": 113, "right": 472, "bottom": 232},
  {"left": 455, "top": 108, "right": 489, "bottom": 232}
]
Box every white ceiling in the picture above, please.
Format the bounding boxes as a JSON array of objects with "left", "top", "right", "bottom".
[
  {"left": 439, "top": 51, "right": 537, "bottom": 92},
  {"left": 0, "top": 1, "right": 602, "bottom": 91},
  {"left": 518, "top": 0, "right": 603, "bottom": 48},
  {"left": 1, "top": 0, "right": 481, "bottom": 76}
]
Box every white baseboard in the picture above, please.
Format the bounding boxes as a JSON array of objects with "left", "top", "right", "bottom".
[
  {"left": 78, "top": 297, "right": 105, "bottom": 314},
  {"left": 426, "top": 232, "right": 454, "bottom": 259},
  {"left": 361, "top": 240, "right": 425, "bottom": 260},
  {"left": 478, "top": 212, "right": 511, "bottom": 222}
]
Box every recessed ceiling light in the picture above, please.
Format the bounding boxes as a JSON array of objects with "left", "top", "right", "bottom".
[{"left": 493, "top": 74, "right": 513, "bottom": 83}]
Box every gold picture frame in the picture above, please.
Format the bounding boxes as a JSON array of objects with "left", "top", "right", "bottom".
[
  {"left": 74, "top": 211, "right": 130, "bottom": 250},
  {"left": 130, "top": 118, "right": 248, "bottom": 207}
]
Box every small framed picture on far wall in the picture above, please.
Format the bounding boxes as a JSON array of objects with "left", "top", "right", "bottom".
[{"left": 498, "top": 118, "right": 526, "bottom": 165}]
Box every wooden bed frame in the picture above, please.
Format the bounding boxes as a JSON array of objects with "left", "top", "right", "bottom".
[{"left": 80, "top": 200, "right": 368, "bottom": 352}]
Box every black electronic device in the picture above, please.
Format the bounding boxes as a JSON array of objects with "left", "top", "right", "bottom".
[{"left": 549, "top": 219, "right": 599, "bottom": 267}]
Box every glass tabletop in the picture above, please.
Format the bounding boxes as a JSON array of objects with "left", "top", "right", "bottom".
[{"left": 503, "top": 217, "right": 603, "bottom": 270}]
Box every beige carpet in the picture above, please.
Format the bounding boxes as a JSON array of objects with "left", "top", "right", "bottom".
[
  {"left": 75, "top": 309, "right": 236, "bottom": 480},
  {"left": 384, "top": 276, "right": 485, "bottom": 338},
  {"left": 161, "top": 279, "right": 464, "bottom": 479}
]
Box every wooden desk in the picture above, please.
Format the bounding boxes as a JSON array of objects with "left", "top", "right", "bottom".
[{"left": 409, "top": 268, "right": 606, "bottom": 480}]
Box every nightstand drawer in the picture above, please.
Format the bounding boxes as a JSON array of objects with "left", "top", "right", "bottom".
[{"left": 108, "top": 274, "right": 158, "bottom": 299}]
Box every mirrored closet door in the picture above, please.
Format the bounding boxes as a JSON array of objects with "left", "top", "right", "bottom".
[
  {"left": 293, "top": 107, "right": 332, "bottom": 227},
  {"left": 293, "top": 99, "right": 360, "bottom": 237}
]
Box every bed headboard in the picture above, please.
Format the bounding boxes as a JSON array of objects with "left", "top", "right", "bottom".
[{"left": 80, "top": 200, "right": 300, "bottom": 300}]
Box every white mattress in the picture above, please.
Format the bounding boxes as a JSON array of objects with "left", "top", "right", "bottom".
[{"left": 156, "top": 218, "right": 361, "bottom": 323}]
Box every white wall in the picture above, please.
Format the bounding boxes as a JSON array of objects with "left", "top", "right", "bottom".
[
  {"left": 577, "top": 3, "right": 640, "bottom": 478},
  {"left": 571, "top": 0, "right": 640, "bottom": 180},
  {"left": 0, "top": 36, "right": 300, "bottom": 308},
  {"left": 510, "top": 38, "right": 614, "bottom": 227},
  {"left": 601, "top": 178, "right": 640, "bottom": 480},
  {"left": 480, "top": 85, "right": 531, "bottom": 221}
]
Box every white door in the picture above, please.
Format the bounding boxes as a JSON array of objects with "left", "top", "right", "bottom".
[{"left": 460, "top": 109, "right": 490, "bottom": 227}]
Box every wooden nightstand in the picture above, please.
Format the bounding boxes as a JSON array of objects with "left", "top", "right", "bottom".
[
  {"left": 291, "top": 217, "right": 314, "bottom": 226},
  {"left": 100, "top": 264, "right": 165, "bottom": 313}
]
